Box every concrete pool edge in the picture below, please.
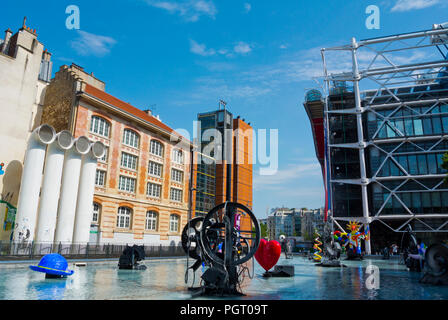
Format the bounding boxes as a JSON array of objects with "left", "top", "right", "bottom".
[{"left": 0, "top": 256, "right": 187, "bottom": 269}]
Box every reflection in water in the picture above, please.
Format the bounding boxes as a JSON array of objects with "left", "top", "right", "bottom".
[
  {"left": 0, "top": 257, "right": 448, "bottom": 300},
  {"left": 27, "top": 278, "right": 68, "bottom": 300},
  {"left": 1, "top": 270, "right": 31, "bottom": 300}
]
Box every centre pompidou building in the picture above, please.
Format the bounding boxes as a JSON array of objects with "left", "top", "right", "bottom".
[{"left": 305, "top": 23, "right": 448, "bottom": 253}]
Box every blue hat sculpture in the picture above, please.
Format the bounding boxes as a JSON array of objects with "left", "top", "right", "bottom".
[{"left": 29, "top": 254, "right": 74, "bottom": 277}]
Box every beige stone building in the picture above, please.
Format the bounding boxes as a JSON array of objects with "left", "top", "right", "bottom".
[
  {"left": 0, "top": 19, "right": 53, "bottom": 241},
  {"left": 41, "top": 64, "right": 192, "bottom": 245}
]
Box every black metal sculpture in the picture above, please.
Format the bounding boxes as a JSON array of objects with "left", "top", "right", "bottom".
[
  {"left": 118, "top": 245, "right": 147, "bottom": 270},
  {"left": 420, "top": 243, "right": 448, "bottom": 285},
  {"left": 182, "top": 202, "right": 261, "bottom": 296},
  {"left": 279, "top": 235, "right": 293, "bottom": 259},
  {"left": 315, "top": 222, "right": 345, "bottom": 267}
]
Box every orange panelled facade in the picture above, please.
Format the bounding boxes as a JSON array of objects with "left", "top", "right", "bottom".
[
  {"left": 232, "top": 119, "right": 253, "bottom": 234},
  {"left": 192, "top": 114, "right": 253, "bottom": 233},
  {"left": 232, "top": 118, "right": 253, "bottom": 209}
]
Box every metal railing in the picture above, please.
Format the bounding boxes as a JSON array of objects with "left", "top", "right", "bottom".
[{"left": 0, "top": 241, "right": 185, "bottom": 260}]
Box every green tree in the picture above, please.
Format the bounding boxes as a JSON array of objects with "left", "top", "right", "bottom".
[
  {"left": 259, "top": 222, "right": 268, "bottom": 238},
  {"left": 442, "top": 153, "right": 448, "bottom": 181}
]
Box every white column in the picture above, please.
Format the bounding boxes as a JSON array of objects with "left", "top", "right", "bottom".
[
  {"left": 13, "top": 125, "right": 56, "bottom": 242},
  {"left": 72, "top": 141, "right": 105, "bottom": 244},
  {"left": 54, "top": 136, "right": 91, "bottom": 243},
  {"left": 351, "top": 37, "right": 371, "bottom": 255},
  {"left": 35, "top": 131, "right": 74, "bottom": 243}
]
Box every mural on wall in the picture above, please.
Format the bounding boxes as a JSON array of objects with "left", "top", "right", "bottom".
[{"left": 1, "top": 200, "right": 17, "bottom": 240}]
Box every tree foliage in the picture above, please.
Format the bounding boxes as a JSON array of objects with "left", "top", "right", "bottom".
[{"left": 443, "top": 153, "right": 448, "bottom": 182}]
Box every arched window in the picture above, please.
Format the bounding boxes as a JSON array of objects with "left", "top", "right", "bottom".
[
  {"left": 150, "top": 140, "right": 164, "bottom": 157},
  {"left": 117, "top": 207, "right": 132, "bottom": 229},
  {"left": 123, "top": 129, "right": 140, "bottom": 148},
  {"left": 169, "top": 214, "right": 180, "bottom": 233},
  {"left": 172, "top": 149, "right": 184, "bottom": 164},
  {"left": 90, "top": 116, "right": 110, "bottom": 137},
  {"left": 92, "top": 202, "right": 101, "bottom": 223},
  {"left": 146, "top": 211, "right": 158, "bottom": 231}
]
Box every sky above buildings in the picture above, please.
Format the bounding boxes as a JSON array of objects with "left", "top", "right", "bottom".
[{"left": 2, "top": 0, "right": 447, "bottom": 219}]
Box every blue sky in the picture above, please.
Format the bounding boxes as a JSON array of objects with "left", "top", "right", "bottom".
[{"left": 2, "top": 0, "right": 447, "bottom": 218}]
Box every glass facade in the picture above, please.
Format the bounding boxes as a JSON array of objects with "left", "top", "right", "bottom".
[
  {"left": 195, "top": 156, "right": 216, "bottom": 216},
  {"left": 194, "top": 110, "right": 229, "bottom": 217},
  {"left": 327, "top": 84, "right": 448, "bottom": 222},
  {"left": 367, "top": 104, "right": 448, "bottom": 140}
]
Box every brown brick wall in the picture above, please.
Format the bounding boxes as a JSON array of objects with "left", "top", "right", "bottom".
[{"left": 40, "top": 67, "right": 77, "bottom": 131}]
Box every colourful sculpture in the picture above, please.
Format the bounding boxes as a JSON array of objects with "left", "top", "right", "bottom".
[
  {"left": 313, "top": 233, "right": 323, "bottom": 262},
  {"left": 333, "top": 231, "right": 348, "bottom": 255},
  {"left": 255, "top": 239, "right": 282, "bottom": 272},
  {"left": 29, "top": 253, "right": 74, "bottom": 278},
  {"left": 343, "top": 221, "right": 370, "bottom": 260}
]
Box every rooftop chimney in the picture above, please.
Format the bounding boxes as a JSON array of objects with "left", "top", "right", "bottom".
[
  {"left": 42, "top": 49, "right": 52, "bottom": 62},
  {"left": 143, "top": 109, "right": 152, "bottom": 116},
  {"left": 1, "top": 28, "right": 12, "bottom": 54}
]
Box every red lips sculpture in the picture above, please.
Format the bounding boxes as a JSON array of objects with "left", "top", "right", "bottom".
[{"left": 254, "top": 239, "right": 282, "bottom": 271}]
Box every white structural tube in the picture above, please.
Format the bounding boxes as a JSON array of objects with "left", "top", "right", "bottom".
[
  {"left": 35, "top": 131, "right": 74, "bottom": 243},
  {"left": 13, "top": 125, "right": 56, "bottom": 242},
  {"left": 72, "top": 141, "right": 106, "bottom": 244},
  {"left": 54, "top": 136, "right": 91, "bottom": 243}
]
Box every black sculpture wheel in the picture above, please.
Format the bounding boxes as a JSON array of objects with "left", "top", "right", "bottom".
[
  {"left": 200, "top": 202, "right": 260, "bottom": 267},
  {"left": 181, "top": 217, "right": 204, "bottom": 261}
]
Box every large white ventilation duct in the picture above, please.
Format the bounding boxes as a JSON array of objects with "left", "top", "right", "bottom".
[
  {"left": 13, "top": 125, "right": 56, "bottom": 242},
  {"left": 72, "top": 141, "right": 105, "bottom": 244},
  {"left": 35, "top": 131, "right": 74, "bottom": 243},
  {"left": 54, "top": 136, "right": 91, "bottom": 243}
]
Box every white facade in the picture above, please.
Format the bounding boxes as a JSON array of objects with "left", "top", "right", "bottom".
[{"left": 0, "top": 21, "right": 52, "bottom": 241}]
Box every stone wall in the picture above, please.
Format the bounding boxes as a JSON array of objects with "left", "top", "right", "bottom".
[{"left": 40, "top": 65, "right": 79, "bottom": 132}]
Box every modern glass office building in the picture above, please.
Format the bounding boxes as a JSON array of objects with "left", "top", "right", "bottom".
[{"left": 193, "top": 108, "right": 253, "bottom": 216}]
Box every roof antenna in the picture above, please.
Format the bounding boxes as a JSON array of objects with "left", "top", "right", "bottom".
[{"left": 219, "top": 99, "right": 227, "bottom": 111}]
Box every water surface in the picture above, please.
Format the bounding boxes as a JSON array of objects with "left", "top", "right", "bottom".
[{"left": 1, "top": 257, "right": 447, "bottom": 300}]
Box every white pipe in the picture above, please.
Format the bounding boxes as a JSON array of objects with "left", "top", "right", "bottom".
[
  {"left": 13, "top": 124, "right": 56, "bottom": 242},
  {"left": 54, "top": 136, "right": 91, "bottom": 243},
  {"left": 351, "top": 37, "right": 371, "bottom": 255},
  {"left": 72, "top": 141, "right": 106, "bottom": 244},
  {"left": 35, "top": 131, "right": 74, "bottom": 243}
]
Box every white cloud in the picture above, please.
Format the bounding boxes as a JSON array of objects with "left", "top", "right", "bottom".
[
  {"left": 70, "top": 30, "right": 117, "bottom": 57},
  {"left": 244, "top": 3, "right": 252, "bottom": 13},
  {"left": 233, "top": 42, "right": 252, "bottom": 55},
  {"left": 391, "top": 0, "right": 441, "bottom": 12},
  {"left": 189, "top": 40, "right": 253, "bottom": 57},
  {"left": 189, "top": 39, "right": 216, "bottom": 56},
  {"left": 180, "top": 39, "right": 437, "bottom": 107},
  {"left": 145, "top": 0, "right": 217, "bottom": 22},
  {"left": 190, "top": 77, "right": 273, "bottom": 100}
]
